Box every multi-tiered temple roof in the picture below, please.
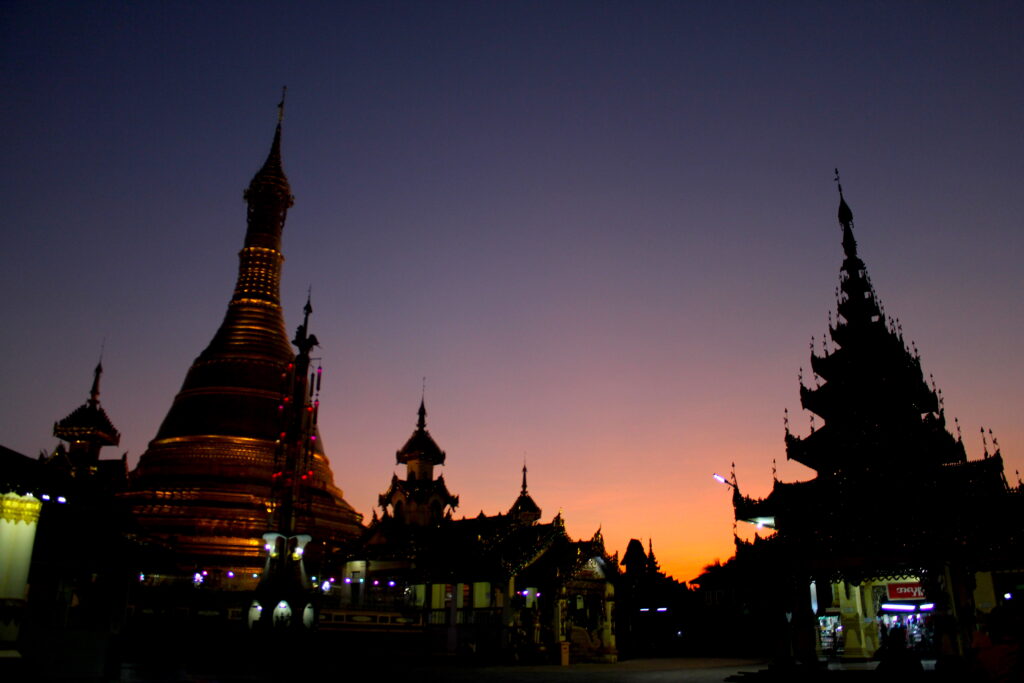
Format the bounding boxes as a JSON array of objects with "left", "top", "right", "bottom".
[
  {"left": 378, "top": 401, "right": 459, "bottom": 526},
  {"left": 733, "top": 179, "right": 1020, "bottom": 579}
]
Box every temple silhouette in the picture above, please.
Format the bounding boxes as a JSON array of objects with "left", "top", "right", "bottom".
[
  {"left": 724, "top": 175, "right": 1023, "bottom": 665},
  {"left": 3, "top": 111, "right": 1020, "bottom": 674}
]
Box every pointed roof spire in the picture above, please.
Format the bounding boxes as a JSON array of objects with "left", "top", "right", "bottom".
[
  {"left": 245, "top": 89, "right": 293, "bottom": 207},
  {"left": 834, "top": 168, "right": 857, "bottom": 258},
  {"left": 396, "top": 397, "right": 445, "bottom": 465},
  {"left": 88, "top": 360, "right": 103, "bottom": 409},
  {"left": 521, "top": 461, "right": 529, "bottom": 494}
]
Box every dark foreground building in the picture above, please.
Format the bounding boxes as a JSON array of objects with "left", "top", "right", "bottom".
[
  {"left": 727, "top": 180, "right": 1023, "bottom": 670},
  {"left": 321, "top": 402, "right": 620, "bottom": 663}
]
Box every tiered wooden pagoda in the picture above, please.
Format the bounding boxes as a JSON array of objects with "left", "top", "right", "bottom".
[{"left": 730, "top": 176, "right": 1023, "bottom": 662}]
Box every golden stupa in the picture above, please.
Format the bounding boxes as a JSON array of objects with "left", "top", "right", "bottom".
[{"left": 124, "top": 111, "right": 363, "bottom": 569}]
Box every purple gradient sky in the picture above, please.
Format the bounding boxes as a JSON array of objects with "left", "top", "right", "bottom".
[{"left": 2, "top": 2, "right": 1022, "bottom": 581}]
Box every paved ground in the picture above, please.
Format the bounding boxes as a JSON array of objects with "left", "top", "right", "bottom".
[{"left": 117, "top": 658, "right": 773, "bottom": 683}]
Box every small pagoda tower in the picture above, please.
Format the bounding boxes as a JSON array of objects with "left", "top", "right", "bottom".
[
  {"left": 508, "top": 463, "right": 541, "bottom": 525},
  {"left": 50, "top": 362, "right": 123, "bottom": 480},
  {"left": 378, "top": 400, "right": 458, "bottom": 526}
]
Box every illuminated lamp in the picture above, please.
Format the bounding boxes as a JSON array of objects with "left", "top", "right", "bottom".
[
  {"left": 388, "top": 580, "right": 396, "bottom": 587},
  {"left": 41, "top": 494, "right": 50, "bottom": 501},
  {"left": 881, "top": 603, "right": 915, "bottom": 612},
  {"left": 919, "top": 603, "right": 934, "bottom": 611},
  {"left": 57, "top": 496, "right": 67, "bottom": 503},
  {"left": 1005, "top": 593, "right": 1013, "bottom": 600},
  {"left": 656, "top": 607, "right": 668, "bottom": 612},
  {"left": 344, "top": 578, "right": 352, "bottom": 584},
  {"left": 712, "top": 474, "right": 728, "bottom": 484},
  {"left": 227, "top": 571, "right": 235, "bottom": 578}
]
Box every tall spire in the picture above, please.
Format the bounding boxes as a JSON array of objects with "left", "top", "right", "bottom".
[
  {"left": 417, "top": 398, "right": 427, "bottom": 431},
  {"left": 784, "top": 177, "right": 963, "bottom": 475},
  {"left": 153, "top": 105, "right": 297, "bottom": 442},
  {"left": 521, "top": 462, "right": 529, "bottom": 494},
  {"left": 127, "top": 102, "right": 363, "bottom": 570}
]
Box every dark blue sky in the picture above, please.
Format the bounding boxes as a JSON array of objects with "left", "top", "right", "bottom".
[{"left": 2, "top": 1, "right": 1021, "bottom": 580}]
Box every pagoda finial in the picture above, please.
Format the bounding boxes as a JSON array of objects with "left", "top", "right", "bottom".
[
  {"left": 417, "top": 397, "right": 427, "bottom": 431},
  {"left": 244, "top": 96, "right": 293, "bottom": 210},
  {"left": 88, "top": 359, "right": 103, "bottom": 409},
  {"left": 293, "top": 292, "right": 318, "bottom": 355},
  {"left": 278, "top": 86, "right": 287, "bottom": 124},
  {"left": 835, "top": 168, "right": 856, "bottom": 256},
  {"left": 521, "top": 460, "right": 529, "bottom": 494}
]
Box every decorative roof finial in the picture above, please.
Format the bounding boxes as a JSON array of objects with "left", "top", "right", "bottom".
[
  {"left": 417, "top": 395, "right": 427, "bottom": 431},
  {"left": 834, "top": 168, "right": 856, "bottom": 256},
  {"left": 278, "top": 86, "right": 287, "bottom": 124},
  {"left": 88, "top": 358, "right": 103, "bottom": 409},
  {"left": 244, "top": 93, "right": 293, "bottom": 208},
  {"left": 302, "top": 287, "right": 313, "bottom": 329},
  {"left": 521, "top": 460, "right": 528, "bottom": 494}
]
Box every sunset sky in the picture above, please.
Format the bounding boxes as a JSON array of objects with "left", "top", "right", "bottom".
[{"left": 2, "top": 2, "right": 1021, "bottom": 582}]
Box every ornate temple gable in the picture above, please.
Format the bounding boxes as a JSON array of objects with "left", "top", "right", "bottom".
[
  {"left": 785, "top": 180, "right": 964, "bottom": 475},
  {"left": 379, "top": 400, "right": 459, "bottom": 526}
]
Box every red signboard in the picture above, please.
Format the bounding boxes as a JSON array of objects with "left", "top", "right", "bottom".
[{"left": 887, "top": 583, "right": 925, "bottom": 600}]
